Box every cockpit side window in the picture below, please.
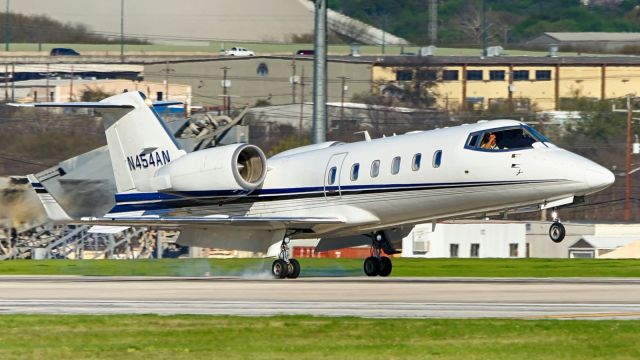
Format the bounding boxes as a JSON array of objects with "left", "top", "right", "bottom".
[{"left": 465, "top": 125, "right": 549, "bottom": 152}]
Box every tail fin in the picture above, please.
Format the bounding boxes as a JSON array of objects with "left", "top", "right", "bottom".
[
  {"left": 26, "top": 174, "right": 72, "bottom": 222},
  {"left": 99, "top": 92, "right": 186, "bottom": 192},
  {"left": 13, "top": 92, "right": 186, "bottom": 193}
]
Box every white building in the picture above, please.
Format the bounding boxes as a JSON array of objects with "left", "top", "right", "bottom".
[{"left": 402, "top": 222, "right": 527, "bottom": 258}]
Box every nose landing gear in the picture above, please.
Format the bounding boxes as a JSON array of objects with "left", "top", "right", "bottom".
[
  {"left": 271, "top": 235, "right": 301, "bottom": 279},
  {"left": 363, "top": 232, "right": 396, "bottom": 277},
  {"left": 548, "top": 209, "right": 566, "bottom": 243}
]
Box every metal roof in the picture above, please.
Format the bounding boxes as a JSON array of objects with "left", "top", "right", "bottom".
[
  {"left": 369, "top": 55, "right": 640, "bottom": 67},
  {"left": 572, "top": 236, "right": 640, "bottom": 249},
  {"left": 545, "top": 32, "right": 640, "bottom": 42}
]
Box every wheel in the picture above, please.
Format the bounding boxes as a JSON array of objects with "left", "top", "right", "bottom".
[
  {"left": 363, "top": 256, "right": 380, "bottom": 276},
  {"left": 272, "top": 259, "right": 288, "bottom": 279},
  {"left": 549, "top": 222, "right": 566, "bottom": 243},
  {"left": 379, "top": 256, "right": 392, "bottom": 277},
  {"left": 287, "top": 259, "right": 301, "bottom": 279}
]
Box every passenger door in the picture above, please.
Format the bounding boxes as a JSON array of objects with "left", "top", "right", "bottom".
[{"left": 323, "top": 153, "right": 347, "bottom": 200}]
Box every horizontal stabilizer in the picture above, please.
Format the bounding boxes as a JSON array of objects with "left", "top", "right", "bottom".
[
  {"left": 9, "top": 99, "right": 182, "bottom": 109},
  {"left": 26, "top": 174, "right": 72, "bottom": 222}
]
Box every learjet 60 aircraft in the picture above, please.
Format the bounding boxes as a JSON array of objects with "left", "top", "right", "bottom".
[{"left": 18, "top": 92, "right": 614, "bottom": 278}]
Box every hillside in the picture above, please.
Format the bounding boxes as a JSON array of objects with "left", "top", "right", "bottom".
[
  {"left": 0, "top": 12, "right": 145, "bottom": 44},
  {"left": 328, "top": 0, "right": 640, "bottom": 46}
]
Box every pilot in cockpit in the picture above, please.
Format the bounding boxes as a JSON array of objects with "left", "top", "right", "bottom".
[{"left": 481, "top": 132, "right": 497, "bottom": 149}]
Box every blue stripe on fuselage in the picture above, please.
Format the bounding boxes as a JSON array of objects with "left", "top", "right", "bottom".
[{"left": 108, "top": 179, "right": 563, "bottom": 214}]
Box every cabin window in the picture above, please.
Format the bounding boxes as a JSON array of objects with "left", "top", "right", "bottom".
[
  {"left": 328, "top": 166, "right": 337, "bottom": 185},
  {"left": 391, "top": 156, "right": 401, "bottom": 175},
  {"left": 412, "top": 153, "right": 422, "bottom": 171},
  {"left": 351, "top": 163, "right": 360, "bottom": 181},
  {"left": 433, "top": 150, "right": 442, "bottom": 168},
  {"left": 370, "top": 160, "right": 380, "bottom": 178},
  {"left": 467, "top": 134, "right": 480, "bottom": 147}
]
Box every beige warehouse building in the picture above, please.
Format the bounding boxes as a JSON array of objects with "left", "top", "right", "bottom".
[{"left": 372, "top": 56, "right": 640, "bottom": 111}]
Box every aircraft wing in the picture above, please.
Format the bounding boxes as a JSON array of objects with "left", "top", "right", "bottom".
[{"left": 79, "top": 215, "right": 344, "bottom": 231}]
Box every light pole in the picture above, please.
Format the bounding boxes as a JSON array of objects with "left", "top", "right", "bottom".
[
  {"left": 120, "top": 0, "right": 125, "bottom": 63},
  {"left": 337, "top": 76, "right": 350, "bottom": 122},
  {"left": 4, "top": 0, "right": 10, "bottom": 52}
]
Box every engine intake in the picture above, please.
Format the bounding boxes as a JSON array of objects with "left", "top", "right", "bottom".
[{"left": 153, "top": 143, "right": 267, "bottom": 192}]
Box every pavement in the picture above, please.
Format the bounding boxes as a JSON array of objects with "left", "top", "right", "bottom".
[{"left": 0, "top": 276, "right": 639, "bottom": 319}]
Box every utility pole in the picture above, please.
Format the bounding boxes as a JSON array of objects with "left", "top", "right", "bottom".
[
  {"left": 291, "top": 57, "right": 297, "bottom": 104},
  {"left": 164, "top": 61, "right": 171, "bottom": 101},
  {"left": 381, "top": 14, "right": 387, "bottom": 55},
  {"left": 299, "top": 67, "right": 305, "bottom": 138},
  {"left": 10, "top": 62, "right": 14, "bottom": 101},
  {"left": 613, "top": 95, "right": 638, "bottom": 222},
  {"left": 312, "top": 0, "right": 327, "bottom": 144},
  {"left": 337, "top": 76, "right": 350, "bottom": 122},
  {"left": 46, "top": 63, "right": 50, "bottom": 101},
  {"left": 221, "top": 66, "right": 230, "bottom": 115},
  {"left": 626, "top": 96, "right": 634, "bottom": 221},
  {"left": 428, "top": 0, "right": 438, "bottom": 45},
  {"left": 69, "top": 65, "right": 73, "bottom": 101},
  {"left": 481, "top": 0, "right": 488, "bottom": 57},
  {"left": 120, "top": 0, "right": 125, "bottom": 63},
  {"left": 4, "top": 0, "right": 10, "bottom": 52},
  {"left": 4, "top": 64, "right": 7, "bottom": 101}
]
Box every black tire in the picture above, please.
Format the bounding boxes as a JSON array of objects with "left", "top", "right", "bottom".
[
  {"left": 363, "top": 256, "right": 380, "bottom": 276},
  {"left": 272, "top": 259, "right": 288, "bottom": 279},
  {"left": 549, "top": 222, "right": 566, "bottom": 243},
  {"left": 379, "top": 256, "right": 392, "bottom": 277},
  {"left": 287, "top": 259, "right": 301, "bottom": 279}
]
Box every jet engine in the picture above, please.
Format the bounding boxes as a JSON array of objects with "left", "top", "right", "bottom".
[{"left": 153, "top": 143, "right": 267, "bottom": 192}]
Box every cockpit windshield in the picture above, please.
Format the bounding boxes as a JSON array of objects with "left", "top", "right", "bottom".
[{"left": 465, "top": 125, "right": 551, "bottom": 152}]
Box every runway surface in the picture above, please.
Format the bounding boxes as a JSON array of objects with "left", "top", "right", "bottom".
[{"left": 1, "top": 276, "right": 639, "bottom": 319}]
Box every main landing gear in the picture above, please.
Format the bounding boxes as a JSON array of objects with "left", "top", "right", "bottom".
[
  {"left": 271, "top": 235, "right": 301, "bottom": 279},
  {"left": 363, "top": 232, "right": 399, "bottom": 277},
  {"left": 548, "top": 208, "right": 566, "bottom": 243}
]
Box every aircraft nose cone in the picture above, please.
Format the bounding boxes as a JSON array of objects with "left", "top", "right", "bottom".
[{"left": 585, "top": 166, "right": 615, "bottom": 191}]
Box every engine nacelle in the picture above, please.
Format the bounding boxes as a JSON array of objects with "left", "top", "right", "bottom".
[{"left": 153, "top": 143, "right": 267, "bottom": 192}]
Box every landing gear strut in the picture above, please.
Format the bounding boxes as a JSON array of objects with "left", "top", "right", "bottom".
[
  {"left": 271, "top": 235, "right": 301, "bottom": 279},
  {"left": 363, "top": 232, "right": 394, "bottom": 277},
  {"left": 549, "top": 208, "right": 566, "bottom": 243}
]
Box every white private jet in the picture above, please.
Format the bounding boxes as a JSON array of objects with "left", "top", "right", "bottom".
[{"left": 19, "top": 91, "right": 614, "bottom": 278}]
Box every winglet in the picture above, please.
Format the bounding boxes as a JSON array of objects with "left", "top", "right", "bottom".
[{"left": 27, "top": 174, "right": 73, "bottom": 222}]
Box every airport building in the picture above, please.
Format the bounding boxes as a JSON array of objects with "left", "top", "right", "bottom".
[{"left": 371, "top": 56, "right": 640, "bottom": 112}]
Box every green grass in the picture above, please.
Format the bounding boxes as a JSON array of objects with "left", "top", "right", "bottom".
[
  {"left": 0, "top": 258, "right": 639, "bottom": 277},
  {"left": 0, "top": 315, "right": 638, "bottom": 359}
]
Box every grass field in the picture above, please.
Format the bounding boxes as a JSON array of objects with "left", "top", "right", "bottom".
[
  {"left": 0, "top": 315, "right": 638, "bottom": 359},
  {"left": 0, "top": 258, "right": 639, "bottom": 277}
]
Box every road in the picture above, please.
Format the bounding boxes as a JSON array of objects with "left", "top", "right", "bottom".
[{"left": 0, "top": 276, "right": 639, "bottom": 319}]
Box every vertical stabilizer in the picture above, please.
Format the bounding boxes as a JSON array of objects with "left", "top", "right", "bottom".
[
  {"left": 97, "top": 92, "right": 186, "bottom": 192},
  {"left": 11, "top": 92, "right": 186, "bottom": 193}
]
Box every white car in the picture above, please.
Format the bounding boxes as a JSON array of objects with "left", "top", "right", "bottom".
[{"left": 224, "top": 47, "right": 255, "bottom": 56}]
